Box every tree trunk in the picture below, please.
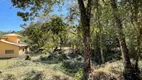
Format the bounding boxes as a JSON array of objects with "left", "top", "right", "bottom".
[
  {"left": 110, "top": 0, "right": 134, "bottom": 80},
  {"left": 99, "top": 33, "right": 105, "bottom": 63},
  {"left": 96, "top": 0, "right": 105, "bottom": 64},
  {"left": 131, "top": 0, "right": 141, "bottom": 79},
  {"left": 133, "top": 22, "right": 141, "bottom": 80},
  {"left": 134, "top": 22, "right": 141, "bottom": 79},
  {"left": 77, "top": 0, "right": 92, "bottom": 80}
]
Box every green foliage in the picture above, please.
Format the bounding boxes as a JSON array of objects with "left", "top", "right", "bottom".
[
  {"left": 11, "top": 0, "right": 65, "bottom": 21},
  {"left": 22, "top": 16, "right": 84, "bottom": 55},
  {"left": 22, "top": 17, "right": 68, "bottom": 52},
  {"left": 42, "top": 42, "right": 56, "bottom": 53},
  {"left": 39, "top": 53, "right": 83, "bottom": 76},
  {"left": 0, "top": 31, "right": 4, "bottom": 37},
  {"left": 62, "top": 59, "right": 83, "bottom": 76},
  {"left": 74, "top": 69, "right": 83, "bottom": 80},
  {"left": 10, "top": 0, "right": 142, "bottom": 79}
]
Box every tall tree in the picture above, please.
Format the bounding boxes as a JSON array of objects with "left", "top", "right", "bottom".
[
  {"left": 128, "top": 0, "right": 142, "bottom": 71},
  {"left": 110, "top": 0, "right": 140, "bottom": 79},
  {"left": 77, "top": 0, "right": 93, "bottom": 79},
  {"left": 96, "top": 0, "right": 105, "bottom": 63}
]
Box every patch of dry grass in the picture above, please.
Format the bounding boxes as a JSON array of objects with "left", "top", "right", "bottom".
[
  {"left": 92, "top": 61, "right": 124, "bottom": 80},
  {"left": 0, "top": 59, "right": 17, "bottom": 69},
  {"left": 0, "top": 60, "right": 72, "bottom": 80}
]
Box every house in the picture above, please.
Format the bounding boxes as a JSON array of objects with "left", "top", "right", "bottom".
[{"left": 0, "top": 33, "right": 29, "bottom": 58}]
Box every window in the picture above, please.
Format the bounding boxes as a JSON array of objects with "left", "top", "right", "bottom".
[{"left": 5, "top": 50, "right": 14, "bottom": 54}]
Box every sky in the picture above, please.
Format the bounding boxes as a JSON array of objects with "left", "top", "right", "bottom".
[
  {"left": 0, "top": 0, "right": 24, "bottom": 32},
  {"left": 0, "top": 0, "right": 70, "bottom": 32}
]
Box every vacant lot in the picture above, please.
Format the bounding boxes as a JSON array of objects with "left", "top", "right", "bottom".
[
  {"left": 0, "top": 56, "right": 73, "bottom": 80},
  {"left": 0, "top": 59, "right": 17, "bottom": 69}
]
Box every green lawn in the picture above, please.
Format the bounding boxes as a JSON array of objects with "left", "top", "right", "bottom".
[{"left": 0, "top": 59, "right": 17, "bottom": 69}]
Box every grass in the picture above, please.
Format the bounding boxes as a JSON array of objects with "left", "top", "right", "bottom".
[
  {"left": 0, "top": 62, "right": 71, "bottom": 80},
  {"left": 0, "top": 54, "right": 142, "bottom": 80},
  {"left": 0, "top": 54, "right": 125, "bottom": 80},
  {"left": 0, "top": 59, "right": 17, "bottom": 69},
  {"left": 92, "top": 61, "right": 123, "bottom": 79},
  {"left": 0, "top": 53, "right": 82, "bottom": 79},
  {"left": 0, "top": 56, "right": 73, "bottom": 80},
  {"left": 91, "top": 60, "right": 142, "bottom": 80}
]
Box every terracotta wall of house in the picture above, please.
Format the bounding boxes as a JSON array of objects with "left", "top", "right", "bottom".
[
  {"left": 0, "top": 42, "right": 19, "bottom": 58},
  {"left": 6, "top": 36, "right": 20, "bottom": 43}
]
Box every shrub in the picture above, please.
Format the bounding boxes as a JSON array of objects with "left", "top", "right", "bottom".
[
  {"left": 52, "top": 75, "right": 69, "bottom": 80},
  {"left": 74, "top": 69, "right": 83, "bottom": 80},
  {"left": 62, "top": 59, "right": 83, "bottom": 76},
  {"left": 3, "top": 74, "right": 17, "bottom": 80},
  {"left": 23, "top": 70, "right": 47, "bottom": 80},
  {"left": 40, "top": 55, "right": 48, "bottom": 61},
  {"left": 23, "top": 70, "right": 38, "bottom": 80},
  {"left": 39, "top": 53, "right": 84, "bottom": 76}
]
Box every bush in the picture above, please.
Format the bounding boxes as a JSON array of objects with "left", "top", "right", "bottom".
[
  {"left": 23, "top": 70, "right": 38, "bottom": 80},
  {"left": 23, "top": 70, "right": 47, "bottom": 80},
  {"left": 3, "top": 74, "right": 17, "bottom": 80},
  {"left": 39, "top": 53, "right": 84, "bottom": 76},
  {"left": 40, "top": 55, "right": 48, "bottom": 61},
  {"left": 62, "top": 59, "right": 83, "bottom": 76},
  {"left": 74, "top": 69, "right": 83, "bottom": 80},
  {"left": 52, "top": 75, "right": 69, "bottom": 80}
]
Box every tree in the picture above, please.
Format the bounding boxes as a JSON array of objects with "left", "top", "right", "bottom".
[
  {"left": 23, "top": 16, "right": 70, "bottom": 53},
  {"left": 95, "top": 0, "right": 105, "bottom": 63},
  {"left": 77, "top": 0, "right": 93, "bottom": 79},
  {"left": 127, "top": 0, "right": 142, "bottom": 71},
  {"left": 23, "top": 22, "right": 46, "bottom": 50},
  {"left": 110, "top": 0, "right": 140, "bottom": 79}
]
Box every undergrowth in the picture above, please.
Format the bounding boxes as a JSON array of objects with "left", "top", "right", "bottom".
[{"left": 1, "top": 53, "right": 142, "bottom": 80}]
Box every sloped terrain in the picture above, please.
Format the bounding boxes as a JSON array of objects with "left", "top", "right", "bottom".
[
  {"left": 0, "top": 58, "right": 72, "bottom": 80},
  {"left": 0, "top": 54, "right": 142, "bottom": 80},
  {"left": 91, "top": 61, "right": 142, "bottom": 80}
]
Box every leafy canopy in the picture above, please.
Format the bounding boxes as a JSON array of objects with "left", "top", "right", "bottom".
[{"left": 11, "top": 0, "right": 65, "bottom": 21}]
